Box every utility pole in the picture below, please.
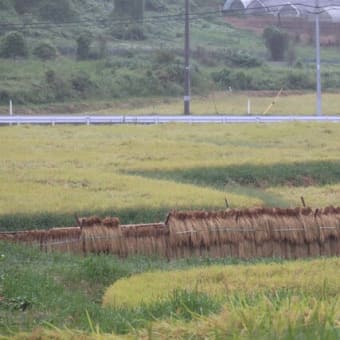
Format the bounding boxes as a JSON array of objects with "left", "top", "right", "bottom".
[
  {"left": 315, "top": 0, "right": 323, "bottom": 116},
  {"left": 184, "top": 0, "right": 191, "bottom": 115}
]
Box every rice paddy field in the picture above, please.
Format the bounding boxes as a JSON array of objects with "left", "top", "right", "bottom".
[
  {"left": 0, "top": 122, "right": 339, "bottom": 230},
  {"left": 0, "top": 122, "right": 339, "bottom": 338}
]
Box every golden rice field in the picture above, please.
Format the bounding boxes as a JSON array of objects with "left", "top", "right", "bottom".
[
  {"left": 103, "top": 259, "right": 340, "bottom": 339},
  {"left": 1, "top": 121, "right": 339, "bottom": 339},
  {"left": 0, "top": 122, "right": 339, "bottom": 230},
  {"left": 103, "top": 258, "right": 340, "bottom": 309}
]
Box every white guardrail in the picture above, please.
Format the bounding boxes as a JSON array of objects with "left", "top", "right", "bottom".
[{"left": 0, "top": 115, "right": 340, "bottom": 125}]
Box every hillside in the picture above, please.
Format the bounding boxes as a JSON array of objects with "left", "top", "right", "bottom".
[
  {"left": 1, "top": 0, "right": 340, "bottom": 107},
  {"left": 0, "top": 0, "right": 233, "bottom": 53}
]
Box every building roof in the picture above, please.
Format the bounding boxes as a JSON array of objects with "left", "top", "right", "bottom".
[
  {"left": 223, "top": 0, "right": 253, "bottom": 11},
  {"left": 223, "top": 0, "right": 340, "bottom": 21}
]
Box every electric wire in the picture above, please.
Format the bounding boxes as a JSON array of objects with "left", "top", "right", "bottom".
[{"left": 0, "top": 4, "right": 339, "bottom": 31}]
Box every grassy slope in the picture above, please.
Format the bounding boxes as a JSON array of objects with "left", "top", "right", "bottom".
[
  {"left": 2, "top": 0, "right": 340, "bottom": 107},
  {"left": 0, "top": 123, "right": 339, "bottom": 230}
]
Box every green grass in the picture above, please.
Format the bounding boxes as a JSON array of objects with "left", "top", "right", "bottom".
[
  {"left": 0, "top": 241, "right": 288, "bottom": 336},
  {"left": 1, "top": 242, "right": 339, "bottom": 338},
  {"left": 0, "top": 123, "right": 339, "bottom": 230}
]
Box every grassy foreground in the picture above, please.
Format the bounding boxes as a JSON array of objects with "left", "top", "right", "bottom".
[
  {"left": 0, "top": 123, "right": 339, "bottom": 230},
  {"left": 1, "top": 242, "right": 339, "bottom": 339}
]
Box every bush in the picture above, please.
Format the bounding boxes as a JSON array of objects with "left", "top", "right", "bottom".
[
  {"left": 38, "top": 0, "right": 75, "bottom": 22},
  {"left": 44, "top": 69, "right": 72, "bottom": 101},
  {"left": 0, "top": 31, "right": 28, "bottom": 58},
  {"left": 14, "top": 0, "right": 38, "bottom": 14},
  {"left": 284, "top": 70, "right": 314, "bottom": 89},
  {"left": 71, "top": 72, "right": 97, "bottom": 96},
  {"left": 153, "top": 49, "right": 176, "bottom": 64},
  {"left": 225, "top": 49, "right": 262, "bottom": 67},
  {"left": 263, "top": 26, "right": 289, "bottom": 61},
  {"left": 145, "top": 0, "right": 167, "bottom": 11},
  {"left": 111, "top": 24, "right": 146, "bottom": 41},
  {"left": 33, "top": 42, "right": 57, "bottom": 60},
  {"left": 114, "top": 0, "right": 144, "bottom": 20},
  {"left": 211, "top": 67, "right": 318, "bottom": 91},
  {"left": 0, "top": 0, "right": 12, "bottom": 10},
  {"left": 76, "top": 33, "right": 92, "bottom": 60}
]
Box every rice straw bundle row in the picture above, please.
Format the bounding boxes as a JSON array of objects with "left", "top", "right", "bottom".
[
  {"left": 80, "top": 217, "right": 124, "bottom": 255},
  {"left": 166, "top": 207, "right": 340, "bottom": 260},
  {"left": 44, "top": 227, "right": 82, "bottom": 253},
  {"left": 121, "top": 223, "right": 169, "bottom": 257}
]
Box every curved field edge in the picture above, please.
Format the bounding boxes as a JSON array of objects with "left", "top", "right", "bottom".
[
  {"left": 103, "top": 258, "right": 340, "bottom": 308},
  {"left": 101, "top": 258, "right": 340, "bottom": 338}
]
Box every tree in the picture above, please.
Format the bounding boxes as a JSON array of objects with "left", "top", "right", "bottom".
[
  {"left": 0, "top": 31, "right": 28, "bottom": 58},
  {"left": 38, "top": 0, "right": 75, "bottom": 22},
  {"left": 114, "top": 0, "right": 144, "bottom": 20},
  {"left": 33, "top": 42, "right": 57, "bottom": 60},
  {"left": 76, "top": 33, "right": 92, "bottom": 60},
  {"left": 14, "top": 0, "right": 37, "bottom": 14},
  {"left": 263, "top": 26, "right": 289, "bottom": 61}
]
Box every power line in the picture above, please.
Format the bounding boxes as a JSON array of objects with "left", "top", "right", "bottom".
[{"left": 1, "top": 4, "right": 340, "bottom": 31}]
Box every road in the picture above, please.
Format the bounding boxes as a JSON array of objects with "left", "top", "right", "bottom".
[{"left": 1, "top": 115, "right": 340, "bottom": 125}]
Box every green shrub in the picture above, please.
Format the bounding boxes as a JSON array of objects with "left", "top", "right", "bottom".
[
  {"left": 71, "top": 72, "right": 98, "bottom": 97},
  {"left": 145, "top": 0, "right": 167, "bottom": 11},
  {"left": 76, "top": 33, "right": 92, "bottom": 60},
  {"left": 263, "top": 26, "right": 289, "bottom": 61},
  {"left": 111, "top": 24, "right": 146, "bottom": 41},
  {"left": 33, "top": 42, "right": 57, "bottom": 60},
  {"left": 114, "top": 0, "right": 144, "bottom": 20},
  {"left": 38, "top": 0, "right": 75, "bottom": 22},
  {"left": 44, "top": 69, "right": 72, "bottom": 101},
  {"left": 225, "top": 49, "right": 262, "bottom": 67},
  {"left": 14, "top": 0, "right": 38, "bottom": 14},
  {"left": 0, "top": 31, "right": 28, "bottom": 58},
  {"left": 0, "top": 0, "right": 12, "bottom": 10},
  {"left": 284, "top": 70, "right": 314, "bottom": 89},
  {"left": 154, "top": 49, "right": 176, "bottom": 64},
  {"left": 212, "top": 67, "right": 318, "bottom": 91}
]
